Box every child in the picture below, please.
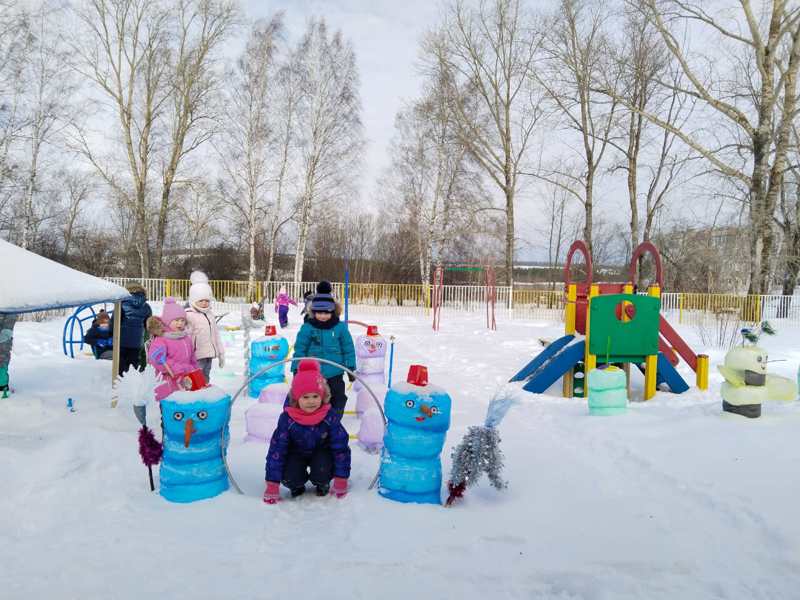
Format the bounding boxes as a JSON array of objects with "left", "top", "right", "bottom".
[
  {"left": 263, "top": 359, "right": 351, "bottom": 503},
  {"left": 274, "top": 286, "right": 297, "bottom": 328},
  {"left": 185, "top": 276, "right": 225, "bottom": 383},
  {"left": 291, "top": 287, "right": 356, "bottom": 416},
  {"left": 299, "top": 290, "right": 315, "bottom": 323},
  {"left": 146, "top": 298, "right": 200, "bottom": 401},
  {"left": 83, "top": 310, "right": 114, "bottom": 359}
]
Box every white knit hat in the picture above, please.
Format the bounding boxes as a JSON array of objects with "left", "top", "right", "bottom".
[
  {"left": 190, "top": 270, "right": 209, "bottom": 285},
  {"left": 189, "top": 282, "right": 214, "bottom": 304}
]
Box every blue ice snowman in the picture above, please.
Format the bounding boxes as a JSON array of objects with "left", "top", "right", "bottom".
[
  {"left": 379, "top": 365, "right": 452, "bottom": 504},
  {"left": 248, "top": 325, "right": 290, "bottom": 398},
  {"left": 159, "top": 386, "right": 232, "bottom": 503}
]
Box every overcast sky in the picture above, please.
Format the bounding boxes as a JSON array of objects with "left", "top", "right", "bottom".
[{"left": 246, "top": 0, "right": 441, "bottom": 196}]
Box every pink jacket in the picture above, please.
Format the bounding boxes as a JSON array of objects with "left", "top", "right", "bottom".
[
  {"left": 186, "top": 306, "right": 224, "bottom": 361},
  {"left": 148, "top": 331, "right": 199, "bottom": 401},
  {"left": 274, "top": 293, "right": 297, "bottom": 310}
]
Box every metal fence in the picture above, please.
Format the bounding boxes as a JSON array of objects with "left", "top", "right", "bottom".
[{"left": 104, "top": 278, "right": 800, "bottom": 326}]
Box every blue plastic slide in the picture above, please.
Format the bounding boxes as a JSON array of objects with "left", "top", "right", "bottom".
[
  {"left": 521, "top": 340, "right": 586, "bottom": 394},
  {"left": 510, "top": 334, "right": 575, "bottom": 382},
  {"left": 635, "top": 352, "right": 689, "bottom": 393}
]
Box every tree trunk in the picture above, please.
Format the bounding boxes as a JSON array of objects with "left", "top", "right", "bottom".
[
  {"left": 504, "top": 185, "right": 514, "bottom": 287},
  {"left": 293, "top": 191, "right": 312, "bottom": 283},
  {"left": 584, "top": 165, "right": 594, "bottom": 259}
]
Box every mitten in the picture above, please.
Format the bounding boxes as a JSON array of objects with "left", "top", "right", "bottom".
[
  {"left": 218, "top": 354, "right": 225, "bottom": 369},
  {"left": 263, "top": 481, "right": 281, "bottom": 504},
  {"left": 346, "top": 372, "right": 356, "bottom": 383},
  {"left": 332, "top": 477, "right": 348, "bottom": 499}
]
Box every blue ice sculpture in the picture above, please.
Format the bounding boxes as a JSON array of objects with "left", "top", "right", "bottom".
[
  {"left": 248, "top": 325, "right": 290, "bottom": 398},
  {"left": 160, "top": 386, "right": 232, "bottom": 503},
  {"left": 379, "top": 365, "right": 452, "bottom": 504}
]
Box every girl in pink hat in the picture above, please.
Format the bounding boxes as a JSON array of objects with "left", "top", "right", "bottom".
[
  {"left": 263, "top": 359, "right": 351, "bottom": 503},
  {"left": 146, "top": 298, "right": 200, "bottom": 401}
]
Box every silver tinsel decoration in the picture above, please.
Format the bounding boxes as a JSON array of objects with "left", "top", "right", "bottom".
[
  {"left": 445, "top": 387, "right": 517, "bottom": 506},
  {"left": 449, "top": 425, "right": 507, "bottom": 490}
]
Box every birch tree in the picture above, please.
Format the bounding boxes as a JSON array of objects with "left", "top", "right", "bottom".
[
  {"left": 218, "top": 16, "right": 282, "bottom": 297},
  {"left": 291, "top": 18, "right": 362, "bottom": 282},
  {"left": 531, "top": 0, "right": 619, "bottom": 256},
  {"left": 425, "top": 0, "right": 542, "bottom": 286},
  {"left": 72, "top": 0, "right": 235, "bottom": 277},
  {"left": 16, "top": 1, "right": 76, "bottom": 250},
  {"left": 616, "top": 0, "right": 800, "bottom": 294}
]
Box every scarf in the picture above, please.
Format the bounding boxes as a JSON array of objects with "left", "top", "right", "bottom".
[
  {"left": 309, "top": 314, "right": 339, "bottom": 330},
  {"left": 163, "top": 330, "right": 188, "bottom": 340},
  {"left": 286, "top": 404, "right": 331, "bottom": 426},
  {"left": 190, "top": 302, "right": 211, "bottom": 314}
]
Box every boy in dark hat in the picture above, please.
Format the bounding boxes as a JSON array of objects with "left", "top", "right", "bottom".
[{"left": 291, "top": 281, "right": 356, "bottom": 416}]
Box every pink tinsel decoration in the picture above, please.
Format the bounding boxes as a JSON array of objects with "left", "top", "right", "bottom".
[{"left": 138, "top": 426, "right": 163, "bottom": 466}]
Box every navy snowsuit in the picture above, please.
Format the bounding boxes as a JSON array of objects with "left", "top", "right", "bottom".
[{"left": 266, "top": 410, "right": 351, "bottom": 488}]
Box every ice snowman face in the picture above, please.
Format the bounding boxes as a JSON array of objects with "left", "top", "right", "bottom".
[
  {"left": 252, "top": 337, "right": 290, "bottom": 361},
  {"left": 162, "top": 396, "right": 231, "bottom": 448},
  {"left": 725, "top": 346, "right": 768, "bottom": 374},
  {"left": 385, "top": 383, "right": 451, "bottom": 433},
  {"left": 356, "top": 335, "right": 386, "bottom": 359}
]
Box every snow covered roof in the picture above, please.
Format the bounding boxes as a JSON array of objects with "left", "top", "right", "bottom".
[{"left": 0, "top": 239, "right": 130, "bottom": 313}]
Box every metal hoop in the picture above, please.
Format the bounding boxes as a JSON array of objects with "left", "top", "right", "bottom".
[{"left": 222, "top": 357, "right": 387, "bottom": 496}]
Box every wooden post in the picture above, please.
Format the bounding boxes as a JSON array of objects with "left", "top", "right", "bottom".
[
  {"left": 110, "top": 300, "right": 122, "bottom": 408},
  {"left": 696, "top": 354, "right": 709, "bottom": 390}
]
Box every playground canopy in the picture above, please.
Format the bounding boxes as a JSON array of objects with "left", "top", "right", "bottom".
[{"left": 0, "top": 239, "right": 129, "bottom": 313}]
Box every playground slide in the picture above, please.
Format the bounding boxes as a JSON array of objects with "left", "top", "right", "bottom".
[
  {"left": 521, "top": 340, "right": 586, "bottom": 394},
  {"left": 659, "top": 316, "right": 697, "bottom": 371},
  {"left": 510, "top": 334, "right": 575, "bottom": 382},
  {"left": 635, "top": 353, "right": 690, "bottom": 394}
]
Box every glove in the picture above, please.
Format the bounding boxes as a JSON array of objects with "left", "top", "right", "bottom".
[
  {"left": 332, "top": 477, "right": 348, "bottom": 499},
  {"left": 218, "top": 354, "right": 225, "bottom": 369},
  {"left": 263, "top": 481, "right": 281, "bottom": 504},
  {"left": 346, "top": 372, "right": 356, "bottom": 383}
]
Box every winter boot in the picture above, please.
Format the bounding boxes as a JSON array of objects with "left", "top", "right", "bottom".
[
  {"left": 290, "top": 486, "right": 306, "bottom": 498},
  {"left": 315, "top": 484, "right": 329, "bottom": 497}
]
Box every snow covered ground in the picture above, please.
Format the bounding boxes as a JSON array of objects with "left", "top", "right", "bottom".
[{"left": 1, "top": 305, "right": 799, "bottom": 600}]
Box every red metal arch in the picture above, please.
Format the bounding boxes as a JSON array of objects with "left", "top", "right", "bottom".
[
  {"left": 563, "top": 240, "right": 593, "bottom": 290},
  {"left": 629, "top": 242, "right": 664, "bottom": 288}
]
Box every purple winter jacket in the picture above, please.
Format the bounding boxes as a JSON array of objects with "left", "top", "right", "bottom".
[
  {"left": 148, "top": 330, "right": 199, "bottom": 401},
  {"left": 265, "top": 410, "right": 351, "bottom": 482}
]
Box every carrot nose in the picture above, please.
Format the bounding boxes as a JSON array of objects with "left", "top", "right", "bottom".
[
  {"left": 184, "top": 418, "right": 195, "bottom": 448},
  {"left": 420, "top": 404, "right": 433, "bottom": 417}
]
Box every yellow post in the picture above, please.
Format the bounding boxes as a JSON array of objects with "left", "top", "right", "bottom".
[
  {"left": 679, "top": 293, "right": 684, "bottom": 324},
  {"left": 584, "top": 284, "right": 599, "bottom": 387},
  {"left": 565, "top": 284, "right": 577, "bottom": 335},
  {"left": 165, "top": 279, "right": 172, "bottom": 298},
  {"left": 643, "top": 284, "right": 661, "bottom": 400},
  {"left": 644, "top": 353, "right": 658, "bottom": 400},
  {"left": 696, "top": 354, "right": 709, "bottom": 390}
]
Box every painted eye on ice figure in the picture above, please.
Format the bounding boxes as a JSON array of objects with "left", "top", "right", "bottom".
[
  {"left": 405, "top": 399, "right": 415, "bottom": 408},
  {"left": 270, "top": 345, "right": 280, "bottom": 351},
  {"left": 197, "top": 410, "right": 208, "bottom": 420},
  {"left": 173, "top": 411, "right": 184, "bottom": 421},
  {"left": 430, "top": 406, "right": 440, "bottom": 414}
]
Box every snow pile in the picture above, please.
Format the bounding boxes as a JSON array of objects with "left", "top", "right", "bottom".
[
  {"left": 1, "top": 305, "right": 799, "bottom": 599},
  {"left": 0, "top": 239, "right": 129, "bottom": 313}
]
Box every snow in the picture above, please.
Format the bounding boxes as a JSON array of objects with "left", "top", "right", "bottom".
[
  {"left": 167, "top": 385, "right": 230, "bottom": 405},
  {"left": 2, "top": 304, "right": 800, "bottom": 599},
  {"left": 0, "top": 239, "right": 129, "bottom": 313}
]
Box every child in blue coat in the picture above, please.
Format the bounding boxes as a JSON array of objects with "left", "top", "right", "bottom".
[
  {"left": 263, "top": 359, "right": 351, "bottom": 503},
  {"left": 291, "top": 286, "right": 356, "bottom": 415}
]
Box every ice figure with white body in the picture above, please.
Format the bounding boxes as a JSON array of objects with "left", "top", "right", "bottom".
[
  {"left": 378, "top": 366, "right": 451, "bottom": 504},
  {"left": 159, "top": 386, "right": 232, "bottom": 503},
  {"left": 244, "top": 383, "right": 289, "bottom": 443},
  {"left": 353, "top": 327, "right": 386, "bottom": 394},
  {"left": 248, "top": 326, "right": 289, "bottom": 398}
]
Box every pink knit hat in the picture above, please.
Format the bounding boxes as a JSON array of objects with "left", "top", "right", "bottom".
[
  {"left": 291, "top": 360, "right": 329, "bottom": 403},
  {"left": 161, "top": 297, "right": 187, "bottom": 324}
]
